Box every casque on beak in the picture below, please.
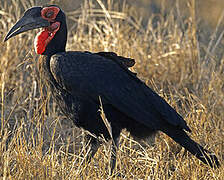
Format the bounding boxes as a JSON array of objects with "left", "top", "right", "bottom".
[{"left": 4, "top": 7, "right": 50, "bottom": 42}]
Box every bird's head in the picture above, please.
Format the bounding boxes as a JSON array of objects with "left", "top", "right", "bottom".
[{"left": 5, "top": 5, "right": 67, "bottom": 56}]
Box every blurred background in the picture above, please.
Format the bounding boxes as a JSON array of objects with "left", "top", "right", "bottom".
[{"left": 57, "top": 0, "right": 224, "bottom": 28}]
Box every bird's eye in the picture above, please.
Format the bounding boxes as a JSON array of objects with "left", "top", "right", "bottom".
[
  {"left": 45, "top": 11, "right": 54, "bottom": 18},
  {"left": 41, "top": 7, "right": 60, "bottom": 20}
]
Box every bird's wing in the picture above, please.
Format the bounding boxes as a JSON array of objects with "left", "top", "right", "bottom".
[
  {"left": 93, "top": 52, "right": 135, "bottom": 68},
  {"left": 84, "top": 51, "right": 137, "bottom": 76},
  {"left": 50, "top": 51, "right": 190, "bottom": 131}
]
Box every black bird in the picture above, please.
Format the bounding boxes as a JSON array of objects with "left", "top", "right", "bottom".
[{"left": 5, "top": 5, "right": 220, "bottom": 172}]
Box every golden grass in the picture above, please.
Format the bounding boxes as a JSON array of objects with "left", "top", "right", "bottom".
[{"left": 0, "top": 0, "right": 223, "bottom": 179}]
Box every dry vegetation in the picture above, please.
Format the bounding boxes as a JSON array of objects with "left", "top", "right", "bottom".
[{"left": 0, "top": 0, "right": 223, "bottom": 179}]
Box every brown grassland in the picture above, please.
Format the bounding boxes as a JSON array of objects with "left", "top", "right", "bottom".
[{"left": 0, "top": 0, "right": 223, "bottom": 179}]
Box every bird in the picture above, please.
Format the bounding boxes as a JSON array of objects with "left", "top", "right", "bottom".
[{"left": 4, "top": 5, "right": 220, "bottom": 173}]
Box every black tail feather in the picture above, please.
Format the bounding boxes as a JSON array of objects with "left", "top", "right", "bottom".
[{"left": 160, "top": 124, "right": 220, "bottom": 168}]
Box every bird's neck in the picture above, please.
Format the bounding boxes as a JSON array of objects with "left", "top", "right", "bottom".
[
  {"left": 38, "top": 55, "right": 57, "bottom": 88},
  {"left": 41, "top": 20, "right": 67, "bottom": 56}
]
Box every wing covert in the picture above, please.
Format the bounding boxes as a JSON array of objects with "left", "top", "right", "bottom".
[{"left": 50, "top": 51, "right": 190, "bottom": 131}]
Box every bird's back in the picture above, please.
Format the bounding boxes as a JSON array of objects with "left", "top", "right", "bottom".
[{"left": 49, "top": 51, "right": 190, "bottom": 132}]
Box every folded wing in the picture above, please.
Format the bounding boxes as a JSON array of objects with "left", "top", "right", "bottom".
[{"left": 50, "top": 51, "right": 191, "bottom": 132}]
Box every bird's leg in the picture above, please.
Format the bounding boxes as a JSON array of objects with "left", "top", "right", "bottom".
[
  {"left": 84, "top": 134, "right": 100, "bottom": 165},
  {"left": 109, "top": 135, "right": 120, "bottom": 175}
]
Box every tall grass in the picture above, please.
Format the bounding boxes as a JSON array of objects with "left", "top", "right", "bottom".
[{"left": 0, "top": 0, "right": 223, "bottom": 179}]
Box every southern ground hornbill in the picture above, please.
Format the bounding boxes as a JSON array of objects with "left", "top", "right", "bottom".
[{"left": 4, "top": 5, "right": 220, "bottom": 172}]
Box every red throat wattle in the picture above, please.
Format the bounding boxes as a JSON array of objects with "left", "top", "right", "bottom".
[{"left": 34, "top": 22, "right": 60, "bottom": 54}]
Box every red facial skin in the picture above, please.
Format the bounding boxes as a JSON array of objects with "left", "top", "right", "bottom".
[
  {"left": 41, "top": 7, "right": 60, "bottom": 21},
  {"left": 34, "top": 6, "right": 60, "bottom": 55}
]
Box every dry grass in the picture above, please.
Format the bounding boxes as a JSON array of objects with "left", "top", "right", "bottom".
[{"left": 0, "top": 0, "right": 223, "bottom": 179}]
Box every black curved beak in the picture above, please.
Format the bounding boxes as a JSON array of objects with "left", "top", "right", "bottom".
[{"left": 4, "top": 7, "right": 50, "bottom": 42}]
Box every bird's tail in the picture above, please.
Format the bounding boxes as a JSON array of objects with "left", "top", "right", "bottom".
[{"left": 160, "top": 124, "right": 220, "bottom": 168}]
